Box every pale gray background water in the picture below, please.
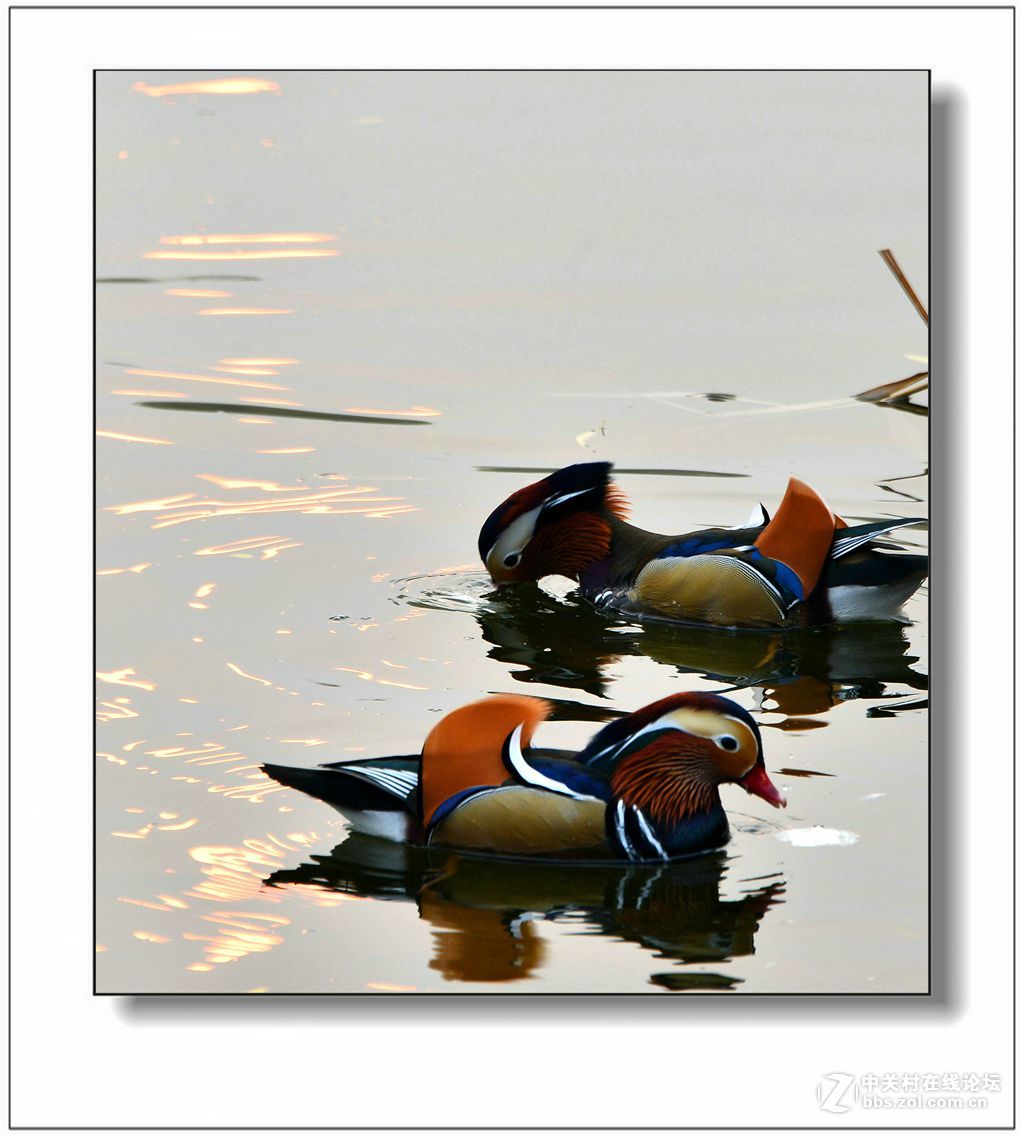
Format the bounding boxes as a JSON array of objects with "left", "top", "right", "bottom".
[{"left": 96, "top": 70, "right": 928, "bottom": 993}]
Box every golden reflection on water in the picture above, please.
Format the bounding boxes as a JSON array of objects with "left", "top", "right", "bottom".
[
  {"left": 346, "top": 405, "right": 442, "bottom": 418},
  {"left": 146, "top": 251, "right": 335, "bottom": 262},
  {"left": 160, "top": 232, "right": 336, "bottom": 246},
  {"left": 195, "top": 536, "right": 303, "bottom": 559},
  {"left": 333, "top": 665, "right": 429, "bottom": 692},
  {"left": 133, "top": 78, "right": 280, "bottom": 98},
  {"left": 239, "top": 397, "right": 303, "bottom": 407},
  {"left": 200, "top": 475, "right": 301, "bottom": 492},
  {"left": 166, "top": 288, "right": 232, "bottom": 298},
  {"left": 97, "top": 429, "right": 172, "bottom": 446},
  {"left": 96, "top": 563, "right": 151, "bottom": 576},
  {"left": 123, "top": 367, "right": 289, "bottom": 392},
  {"left": 215, "top": 366, "right": 281, "bottom": 376},
  {"left": 107, "top": 477, "right": 415, "bottom": 530},
  {"left": 226, "top": 662, "right": 273, "bottom": 687},
  {"left": 121, "top": 896, "right": 179, "bottom": 912},
  {"left": 197, "top": 306, "right": 295, "bottom": 315},
  {"left": 111, "top": 389, "right": 188, "bottom": 398},
  {"left": 220, "top": 357, "right": 298, "bottom": 366},
  {"left": 100, "top": 655, "right": 352, "bottom": 973},
  {"left": 421, "top": 893, "right": 547, "bottom": 983},
  {"left": 97, "top": 668, "right": 157, "bottom": 691}
]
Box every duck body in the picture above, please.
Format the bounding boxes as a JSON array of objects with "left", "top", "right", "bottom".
[
  {"left": 479, "top": 462, "right": 927, "bottom": 628},
  {"left": 263, "top": 692, "right": 783, "bottom": 863}
]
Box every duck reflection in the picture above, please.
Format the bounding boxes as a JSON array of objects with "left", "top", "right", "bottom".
[
  {"left": 265, "top": 834, "right": 784, "bottom": 989},
  {"left": 475, "top": 588, "right": 927, "bottom": 716}
]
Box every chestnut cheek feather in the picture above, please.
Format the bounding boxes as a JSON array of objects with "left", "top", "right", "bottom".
[
  {"left": 526, "top": 514, "right": 612, "bottom": 581},
  {"left": 610, "top": 737, "right": 718, "bottom": 825}
]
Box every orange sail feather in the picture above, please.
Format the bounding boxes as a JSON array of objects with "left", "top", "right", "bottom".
[
  {"left": 419, "top": 695, "right": 551, "bottom": 827},
  {"left": 754, "top": 477, "right": 837, "bottom": 597}
]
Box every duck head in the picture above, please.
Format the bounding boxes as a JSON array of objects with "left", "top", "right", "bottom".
[
  {"left": 577, "top": 692, "right": 785, "bottom": 828},
  {"left": 478, "top": 462, "right": 630, "bottom": 586}
]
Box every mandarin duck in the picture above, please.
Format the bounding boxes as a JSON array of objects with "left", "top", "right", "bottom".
[
  {"left": 262, "top": 692, "right": 784, "bottom": 862},
  {"left": 478, "top": 462, "right": 927, "bottom": 627}
]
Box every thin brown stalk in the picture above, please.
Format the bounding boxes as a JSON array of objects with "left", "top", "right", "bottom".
[
  {"left": 879, "top": 248, "right": 929, "bottom": 325},
  {"left": 855, "top": 371, "right": 929, "bottom": 403}
]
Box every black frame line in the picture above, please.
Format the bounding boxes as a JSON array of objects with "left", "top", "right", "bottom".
[{"left": 4, "top": 5, "right": 1012, "bottom": 1131}]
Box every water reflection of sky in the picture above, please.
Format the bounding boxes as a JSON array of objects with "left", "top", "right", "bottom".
[{"left": 96, "top": 70, "right": 927, "bottom": 993}]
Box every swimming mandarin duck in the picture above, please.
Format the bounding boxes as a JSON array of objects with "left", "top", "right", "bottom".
[
  {"left": 262, "top": 692, "right": 784, "bottom": 862},
  {"left": 478, "top": 462, "right": 927, "bottom": 627}
]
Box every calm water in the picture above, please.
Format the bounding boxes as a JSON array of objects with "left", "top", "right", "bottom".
[{"left": 96, "top": 71, "right": 928, "bottom": 993}]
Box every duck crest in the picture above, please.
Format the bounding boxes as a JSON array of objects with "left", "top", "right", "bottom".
[
  {"left": 576, "top": 692, "right": 759, "bottom": 775},
  {"left": 477, "top": 461, "right": 629, "bottom": 567},
  {"left": 419, "top": 695, "right": 550, "bottom": 829},
  {"left": 528, "top": 461, "right": 630, "bottom": 522}
]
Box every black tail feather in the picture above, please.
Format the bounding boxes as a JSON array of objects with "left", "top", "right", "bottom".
[
  {"left": 262, "top": 763, "right": 412, "bottom": 814},
  {"left": 830, "top": 518, "right": 926, "bottom": 560}
]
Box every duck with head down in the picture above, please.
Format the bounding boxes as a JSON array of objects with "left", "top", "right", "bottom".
[
  {"left": 262, "top": 691, "right": 784, "bottom": 863},
  {"left": 478, "top": 461, "right": 927, "bottom": 628}
]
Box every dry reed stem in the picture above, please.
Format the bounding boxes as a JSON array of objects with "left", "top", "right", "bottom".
[{"left": 878, "top": 248, "right": 929, "bottom": 325}]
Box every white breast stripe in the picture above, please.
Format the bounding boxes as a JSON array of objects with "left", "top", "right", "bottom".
[
  {"left": 505, "top": 725, "right": 599, "bottom": 801},
  {"left": 615, "top": 800, "right": 639, "bottom": 861},
  {"left": 632, "top": 806, "right": 668, "bottom": 861}
]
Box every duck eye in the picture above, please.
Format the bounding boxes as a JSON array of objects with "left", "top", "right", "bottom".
[
  {"left": 717, "top": 735, "right": 739, "bottom": 752},
  {"left": 503, "top": 552, "right": 521, "bottom": 569}
]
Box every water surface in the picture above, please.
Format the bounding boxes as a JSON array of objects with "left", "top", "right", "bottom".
[{"left": 96, "top": 71, "right": 928, "bottom": 993}]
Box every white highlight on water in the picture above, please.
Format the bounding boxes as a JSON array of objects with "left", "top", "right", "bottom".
[{"left": 775, "top": 827, "right": 860, "bottom": 848}]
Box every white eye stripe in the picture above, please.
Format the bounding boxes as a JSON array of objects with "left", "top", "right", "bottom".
[
  {"left": 486, "top": 504, "right": 543, "bottom": 567},
  {"left": 486, "top": 487, "right": 598, "bottom": 566},
  {"left": 614, "top": 800, "right": 640, "bottom": 861},
  {"left": 598, "top": 711, "right": 757, "bottom": 760}
]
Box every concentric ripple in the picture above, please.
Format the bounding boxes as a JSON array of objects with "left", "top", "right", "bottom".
[{"left": 390, "top": 569, "right": 579, "bottom": 616}]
